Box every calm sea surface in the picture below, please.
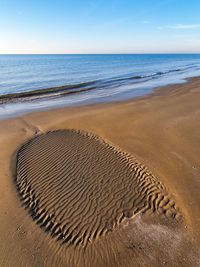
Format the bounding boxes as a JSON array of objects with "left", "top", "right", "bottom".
[{"left": 0, "top": 54, "right": 200, "bottom": 117}]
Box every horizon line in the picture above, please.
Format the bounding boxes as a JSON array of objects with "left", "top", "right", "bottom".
[{"left": 1, "top": 52, "right": 200, "bottom": 55}]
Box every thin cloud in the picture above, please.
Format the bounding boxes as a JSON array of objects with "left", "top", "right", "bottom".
[
  {"left": 142, "top": 20, "right": 150, "bottom": 24},
  {"left": 158, "top": 24, "right": 200, "bottom": 30}
]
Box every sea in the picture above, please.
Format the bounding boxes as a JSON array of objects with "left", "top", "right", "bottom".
[{"left": 0, "top": 54, "right": 200, "bottom": 118}]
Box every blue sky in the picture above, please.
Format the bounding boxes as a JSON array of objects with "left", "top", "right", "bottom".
[{"left": 1, "top": 0, "right": 200, "bottom": 53}]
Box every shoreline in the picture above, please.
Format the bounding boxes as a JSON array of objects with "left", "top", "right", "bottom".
[
  {"left": 19, "top": 76, "right": 200, "bottom": 119},
  {"left": 0, "top": 75, "right": 200, "bottom": 121},
  {"left": 0, "top": 77, "right": 200, "bottom": 266}
]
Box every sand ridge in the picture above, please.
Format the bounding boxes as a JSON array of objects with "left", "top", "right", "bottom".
[{"left": 15, "top": 129, "right": 181, "bottom": 249}]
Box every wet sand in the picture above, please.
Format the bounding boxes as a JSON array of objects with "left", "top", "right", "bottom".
[{"left": 0, "top": 78, "right": 200, "bottom": 266}]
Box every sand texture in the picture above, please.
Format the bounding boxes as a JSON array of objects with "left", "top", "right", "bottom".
[
  {"left": 0, "top": 78, "right": 200, "bottom": 266},
  {"left": 16, "top": 130, "right": 180, "bottom": 248}
]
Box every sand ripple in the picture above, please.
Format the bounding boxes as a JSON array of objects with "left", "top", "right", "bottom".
[{"left": 15, "top": 130, "right": 180, "bottom": 248}]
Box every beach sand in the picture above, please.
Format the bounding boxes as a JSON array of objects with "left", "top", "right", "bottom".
[{"left": 0, "top": 78, "right": 200, "bottom": 266}]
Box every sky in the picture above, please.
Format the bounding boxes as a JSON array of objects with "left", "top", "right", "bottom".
[{"left": 0, "top": 0, "right": 200, "bottom": 54}]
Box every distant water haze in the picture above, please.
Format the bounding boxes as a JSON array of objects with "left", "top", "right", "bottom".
[{"left": 0, "top": 54, "right": 200, "bottom": 118}]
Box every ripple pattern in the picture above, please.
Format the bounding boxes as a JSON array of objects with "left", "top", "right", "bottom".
[{"left": 15, "top": 130, "right": 180, "bottom": 248}]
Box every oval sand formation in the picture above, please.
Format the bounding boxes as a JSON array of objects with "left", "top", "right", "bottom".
[{"left": 15, "top": 130, "right": 180, "bottom": 248}]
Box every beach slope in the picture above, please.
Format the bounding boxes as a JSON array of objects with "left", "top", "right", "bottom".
[{"left": 0, "top": 78, "right": 200, "bottom": 266}]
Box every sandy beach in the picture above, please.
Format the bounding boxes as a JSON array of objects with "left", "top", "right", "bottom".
[{"left": 0, "top": 77, "right": 200, "bottom": 267}]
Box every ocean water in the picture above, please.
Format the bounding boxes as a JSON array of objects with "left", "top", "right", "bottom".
[{"left": 0, "top": 54, "right": 200, "bottom": 118}]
